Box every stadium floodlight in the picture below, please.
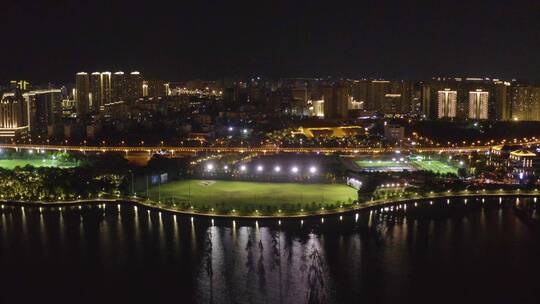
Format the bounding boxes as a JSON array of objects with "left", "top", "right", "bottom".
[
  {"left": 291, "top": 166, "right": 299, "bottom": 173},
  {"left": 242, "top": 129, "right": 248, "bottom": 134},
  {"left": 228, "top": 126, "right": 234, "bottom": 131},
  {"left": 223, "top": 165, "right": 229, "bottom": 170},
  {"left": 274, "top": 166, "right": 281, "bottom": 172},
  {"left": 309, "top": 166, "right": 317, "bottom": 174},
  {"left": 206, "top": 163, "right": 214, "bottom": 171},
  {"left": 257, "top": 165, "right": 263, "bottom": 172},
  {"left": 240, "top": 165, "right": 247, "bottom": 172}
]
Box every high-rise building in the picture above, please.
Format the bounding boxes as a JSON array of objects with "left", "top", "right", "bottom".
[
  {"left": 366, "top": 80, "right": 412, "bottom": 114},
  {"left": 9, "top": 80, "right": 30, "bottom": 91},
  {"left": 437, "top": 89, "right": 457, "bottom": 118},
  {"left": 90, "top": 72, "right": 102, "bottom": 111},
  {"left": 75, "top": 72, "right": 90, "bottom": 115},
  {"left": 322, "top": 83, "right": 349, "bottom": 119},
  {"left": 492, "top": 80, "right": 511, "bottom": 121},
  {"left": 367, "top": 80, "right": 390, "bottom": 111},
  {"left": 101, "top": 72, "right": 112, "bottom": 107},
  {"left": 126, "top": 71, "right": 143, "bottom": 101},
  {"left": 468, "top": 89, "right": 489, "bottom": 119},
  {"left": 143, "top": 79, "right": 168, "bottom": 99},
  {"left": 112, "top": 71, "right": 126, "bottom": 102},
  {"left": 382, "top": 94, "right": 405, "bottom": 114},
  {"left": 422, "top": 78, "right": 512, "bottom": 120},
  {"left": 509, "top": 85, "right": 540, "bottom": 121},
  {"left": 0, "top": 92, "right": 28, "bottom": 140},
  {"left": 23, "top": 89, "right": 62, "bottom": 137}
]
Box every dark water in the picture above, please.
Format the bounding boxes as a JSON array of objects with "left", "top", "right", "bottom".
[{"left": 1, "top": 197, "right": 540, "bottom": 304}]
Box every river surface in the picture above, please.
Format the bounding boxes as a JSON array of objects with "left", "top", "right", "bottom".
[{"left": 1, "top": 197, "right": 540, "bottom": 304}]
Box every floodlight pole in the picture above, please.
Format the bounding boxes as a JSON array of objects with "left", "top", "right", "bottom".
[
  {"left": 146, "top": 175, "right": 149, "bottom": 198},
  {"left": 130, "top": 171, "right": 134, "bottom": 196}
]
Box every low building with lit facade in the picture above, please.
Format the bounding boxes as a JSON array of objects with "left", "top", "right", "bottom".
[
  {"left": 292, "top": 124, "right": 366, "bottom": 138},
  {"left": 508, "top": 149, "right": 540, "bottom": 181},
  {"left": 489, "top": 145, "right": 540, "bottom": 182}
]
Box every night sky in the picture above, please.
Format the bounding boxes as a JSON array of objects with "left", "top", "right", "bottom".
[{"left": 2, "top": 0, "right": 540, "bottom": 83}]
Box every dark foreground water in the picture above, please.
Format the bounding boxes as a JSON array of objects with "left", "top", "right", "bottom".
[{"left": 1, "top": 197, "right": 540, "bottom": 304}]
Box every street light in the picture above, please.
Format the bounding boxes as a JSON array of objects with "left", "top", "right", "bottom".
[
  {"left": 257, "top": 165, "right": 263, "bottom": 172},
  {"left": 291, "top": 166, "right": 299, "bottom": 173},
  {"left": 240, "top": 165, "right": 247, "bottom": 172},
  {"left": 274, "top": 166, "right": 281, "bottom": 172},
  {"left": 206, "top": 163, "right": 214, "bottom": 171},
  {"left": 309, "top": 166, "right": 317, "bottom": 174}
]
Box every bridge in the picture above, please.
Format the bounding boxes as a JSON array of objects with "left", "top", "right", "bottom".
[{"left": 0, "top": 143, "right": 492, "bottom": 155}]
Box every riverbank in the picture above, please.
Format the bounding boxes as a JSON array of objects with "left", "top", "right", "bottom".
[{"left": 1, "top": 188, "right": 538, "bottom": 219}]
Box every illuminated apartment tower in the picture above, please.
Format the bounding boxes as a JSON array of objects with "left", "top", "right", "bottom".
[
  {"left": 23, "top": 89, "right": 62, "bottom": 136},
  {"left": 101, "top": 72, "right": 112, "bottom": 108},
  {"left": 469, "top": 89, "right": 489, "bottom": 120},
  {"left": 143, "top": 80, "right": 168, "bottom": 99},
  {"left": 126, "top": 71, "right": 143, "bottom": 101},
  {"left": 111, "top": 71, "right": 126, "bottom": 102},
  {"left": 75, "top": 72, "right": 90, "bottom": 115},
  {"left": 9, "top": 80, "right": 30, "bottom": 91},
  {"left": 437, "top": 89, "right": 457, "bottom": 118},
  {"left": 89, "top": 72, "right": 102, "bottom": 111},
  {"left": 0, "top": 93, "right": 28, "bottom": 139}
]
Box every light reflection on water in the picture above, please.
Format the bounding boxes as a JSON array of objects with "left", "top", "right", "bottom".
[{"left": 0, "top": 197, "right": 539, "bottom": 304}]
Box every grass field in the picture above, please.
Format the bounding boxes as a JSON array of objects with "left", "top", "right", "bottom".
[
  {"left": 355, "top": 160, "right": 414, "bottom": 171},
  {"left": 147, "top": 179, "right": 358, "bottom": 208},
  {"left": 0, "top": 159, "right": 76, "bottom": 169},
  {"left": 410, "top": 160, "right": 458, "bottom": 175},
  {"left": 355, "top": 158, "right": 457, "bottom": 175}
]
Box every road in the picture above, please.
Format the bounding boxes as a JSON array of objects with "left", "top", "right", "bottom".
[{"left": 0, "top": 143, "right": 492, "bottom": 155}]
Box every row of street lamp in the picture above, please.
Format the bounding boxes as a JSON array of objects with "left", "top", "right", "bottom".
[{"left": 206, "top": 163, "right": 317, "bottom": 174}]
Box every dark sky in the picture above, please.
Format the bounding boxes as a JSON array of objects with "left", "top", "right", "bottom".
[{"left": 2, "top": 0, "right": 540, "bottom": 83}]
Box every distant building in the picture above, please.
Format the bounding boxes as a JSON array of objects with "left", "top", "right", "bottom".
[
  {"left": 322, "top": 83, "right": 349, "bottom": 119},
  {"left": 437, "top": 89, "right": 457, "bottom": 118},
  {"left": 422, "top": 78, "right": 511, "bottom": 121},
  {"left": 126, "top": 71, "right": 143, "bottom": 101},
  {"left": 88, "top": 72, "right": 112, "bottom": 111},
  {"left": 143, "top": 79, "right": 168, "bottom": 99},
  {"left": 468, "top": 89, "right": 489, "bottom": 119},
  {"left": 0, "top": 92, "right": 28, "bottom": 140},
  {"left": 111, "top": 71, "right": 126, "bottom": 103},
  {"left": 75, "top": 72, "right": 90, "bottom": 115},
  {"left": 384, "top": 124, "right": 404, "bottom": 143},
  {"left": 366, "top": 80, "right": 412, "bottom": 114},
  {"left": 9, "top": 80, "right": 30, "bottom": 91},
  {"left": 23, "top": 89, "right": 62, "bottom": 137},
  {"left": 89, "top": 72, "right": 102, "bottom": 111},
  {"left": 509, "top": 85, "right": 540, "bottom": 121}
]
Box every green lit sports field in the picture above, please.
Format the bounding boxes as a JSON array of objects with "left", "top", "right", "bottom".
[
  {"left": 0, "top": 159, "right": 76, "bottom": 169},
  {"left": 410, "top": 160, "right": 457, "bottom": 175},
  {"left": 148, "top": 180, "right": 358, "bottom": 208},
  {"left": 355, "top": 159, "right": 457, "bottom": 175}
]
